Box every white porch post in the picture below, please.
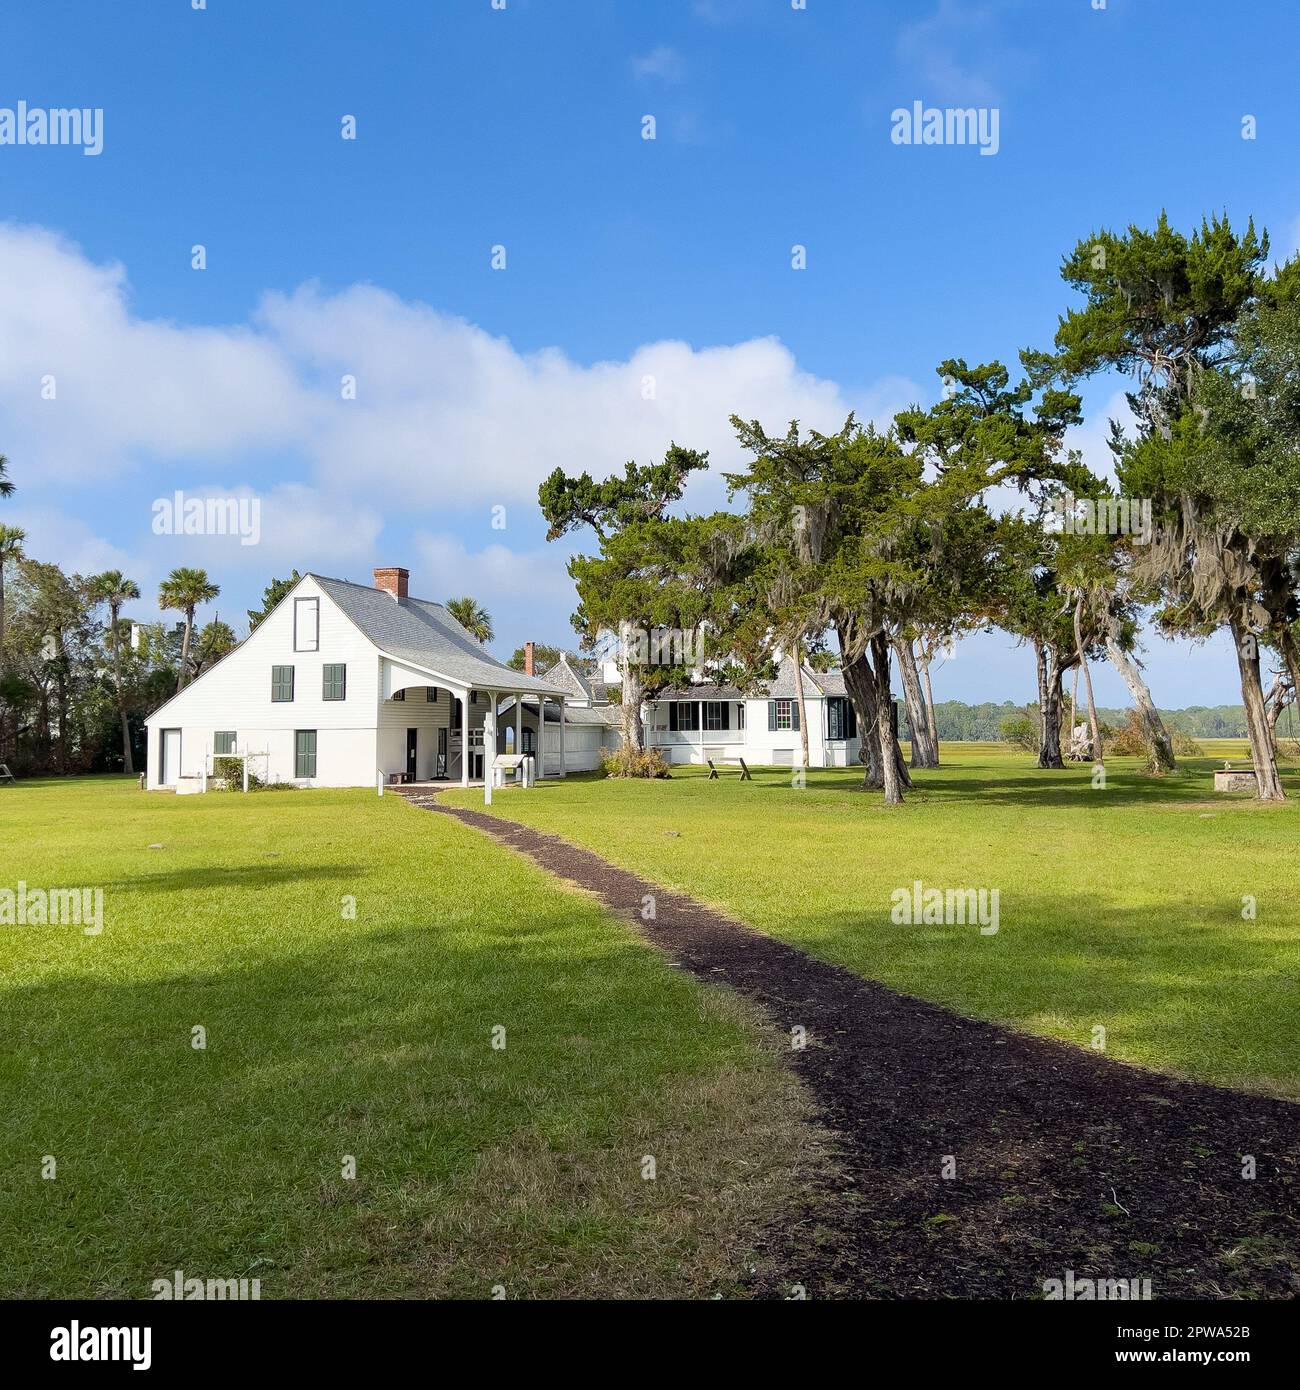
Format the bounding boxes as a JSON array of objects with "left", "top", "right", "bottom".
[
  {"left": 460, "top": 692, "right": 469, "bottom": 787},
  {"left": 537, "top": 696, "right": 547, "bottom": 778},
  {"left": 484, "top": 690, "right": 497, "bottom": 805},
  {"left": 559, "top": 695, "right": 567, "bottom": 777}
]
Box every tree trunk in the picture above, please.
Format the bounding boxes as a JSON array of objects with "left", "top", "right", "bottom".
[
  {"left": 893, "top": 637, "right": 937, "bottom": 768},
  {"left": 1068, "top": 664, "right": 1079, "bottom": 750},
  {"left": 177, "top": 609, "right": 195, "bottom": 692},
  {"left": 869, "top": 632, "right": 904, "bottom": 804},
  {"left": 1105, "top": 637, "right": 1176, "bottom": 772},
  {"left": 109, "top": 603, "right": 134, "bottom": 775},
  {"left": 1074, "top": 598, "right": 1103, "bottom": 766},
  {"left": 792, "top": 643, "right": 810, "bottom": 770},
  {"left": 842, "top": 653, "right": 883, "bottom": 787},
  {"left": 1231, "top": 618, "right": 1285, "bottom": 801},
  {"left": 919, "top": 651, "right": 940, "bottom": 765},
  {"left": 620, "top": 655, "right": 645, "bottom": 755},
  {"left": 1037, "top": 644, "right": 1067, "bottom": 769},
  {"left": 842, "top": 649, "right": 910, "bottom": 791}
]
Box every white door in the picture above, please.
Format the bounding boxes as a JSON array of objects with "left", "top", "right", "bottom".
[{"left": 161, "top": 729, "right": 181, "bottom": 787}]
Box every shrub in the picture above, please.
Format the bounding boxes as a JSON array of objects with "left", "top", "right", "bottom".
[
  {"left": 998, "top": 710, "right": 1039, "bottom": 753},
  {"left": 1171, "top": 727, "right": 1204, "bottom": 756},
  {"left": 1103, "top": 713, "right": 1147, "bottom": 757},
  {"left": 210, "top": 756, "right": 264, "bottom": 791},
  {"left": 601, "top": 746, "right": 671, "bottom": 779}
]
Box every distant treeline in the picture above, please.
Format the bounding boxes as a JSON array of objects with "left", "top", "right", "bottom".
[{"left": 896, "top": 700, "right": 1283, "bottom": 742}]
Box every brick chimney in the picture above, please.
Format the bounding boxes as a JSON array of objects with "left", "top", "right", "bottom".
[
  {"left": 373, "top": 567, "right": 409, "bottom": 600},
  {"left": 524, "top": 641, "right": 536, "bottom": 676}
]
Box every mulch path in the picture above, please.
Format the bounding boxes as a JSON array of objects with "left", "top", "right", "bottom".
[{"left": 402, "top": 789, "right": 1300, "bottom": 1300}]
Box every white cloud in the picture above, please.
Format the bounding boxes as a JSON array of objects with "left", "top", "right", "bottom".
[
  {"left": 632, "top": 46, "right": 685, "bottom": 83},
  {"left": 895, "top": 0, "right": 1013, "bottom": 106},
  {"left": 0, "top": 224, "right": 894, "bottom": 518},
  {"left": 2, "top": 503, "right": 135, "bottom": 580},
  {"left": 0, "top": 224, "right": 310, "bottom": 481}
]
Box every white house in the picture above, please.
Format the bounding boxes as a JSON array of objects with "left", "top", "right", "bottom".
[
  {"left": 533, "top": 651, "right": 863, "bottom": 769},
  {"left": 145, "top": 568, "right": 573, "bottom": 794},
  {"left": 643, "top": 658, "right": 862, "bottom": 768}
]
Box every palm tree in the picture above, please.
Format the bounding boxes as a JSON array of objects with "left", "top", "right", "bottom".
[
  {"left": 0, "top": 524, "right": 24, "bottom": 762},
  {"left": 89, "top": 570, "right": 141, "bottom": 774},
  {"left": 159, "top": 567, "right": 220, "bottom": 691},
  {"left": 445, "top": 596, "right": 494, "bottom": 644},
  {"left": 0, "top": 454, "right": 14, "bottom": 499}
]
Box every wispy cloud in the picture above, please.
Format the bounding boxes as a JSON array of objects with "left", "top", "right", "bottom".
[
  {"left": 896, "top": 0, "right": 1019, "bottom": 105},
  {"left": 632, "top": 45, "right": 685, "bottom": 84}
]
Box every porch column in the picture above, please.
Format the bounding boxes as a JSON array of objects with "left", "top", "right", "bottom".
[
  {"left": 460, "top": 693, "right": 469, "bottom": 787},
  {"left": 559, "top": 695, "right": 567, "bottom": 777},
  {"left": 537, "top": 696, "right": 547, "bottom": 778},
  {"left": 484, "top": 690, "right": 498, "bottom": 806}
]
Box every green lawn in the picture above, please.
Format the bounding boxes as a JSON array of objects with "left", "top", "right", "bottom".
[
  {"left": 448, "top": 742, "right": 1300, "bottom": 1099},
  {"left": 0, "top": 778, "right": 813, "bottom": 1299}
]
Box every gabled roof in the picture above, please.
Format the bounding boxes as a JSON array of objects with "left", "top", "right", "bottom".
[
  {"left": 539, "top": 654, "right": 595, "bottom": 703},
  {"left": 312, "top": 575, "right": 568, "bottom": 696},
  {"left": 653, "top": 657, "right": 840, "bottom": 701}
]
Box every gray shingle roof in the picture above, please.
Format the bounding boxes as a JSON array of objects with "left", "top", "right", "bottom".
[
  {"left": 654, "top": 658, "right": 841, "bottom": 701},
  {"left": 539, "top": 656, "right": 594, "bottom": 702},
  {"left": 312, "top": 575, "right": 569, "bottom": 696}
]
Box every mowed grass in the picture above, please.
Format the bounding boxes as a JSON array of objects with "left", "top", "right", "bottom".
[
  {"left": 0, "top": 778, "right": 817, "bottom": 1299},
  {"left": 448, "top": 741, "right": 1300, "bottom": 1099}
]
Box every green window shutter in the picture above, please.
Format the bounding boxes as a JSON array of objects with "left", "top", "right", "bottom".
[
  {"left": 721, "top": 702, "right": 730, "bottom": 730},
  {"left": 669, "top": 703, "right": 678, "bottom": 732},
  {"left": 791, "top": 702, "right": 800, "bottom": 732},
  {"left": 296, "top": 730, "right": 317, "bottom": 778},
  {"left": 767, "top": 700, "right": 776, "bottom": 731},
  {"left": 426, "top": 687, "right": 436, "bottom": 702},
  {"left": 323, "top": 664, "right": 346, "bottom": 700},
  {"left": 272, "top": 666, "right": 294, "bottom": 701}
]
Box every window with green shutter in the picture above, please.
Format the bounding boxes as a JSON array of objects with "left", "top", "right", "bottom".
[
  {"left": 768, "top": 699, "right": 797, "bottom": 731},
  {"left": 272, "top": 665, "right": 295, "bottom": 701},
  {"left": 295, "top": 729, "right": 317, "bottom": 778},
  {"left": 323, "top": 664, "right": 346, "bottom": 700},
  {"left": 214, "top": 731, "right": 236, "bottom": 754}
]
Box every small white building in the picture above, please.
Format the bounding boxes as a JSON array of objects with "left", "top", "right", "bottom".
[{"left": 145, "top": 568, "right": 572, "bottom": 793}]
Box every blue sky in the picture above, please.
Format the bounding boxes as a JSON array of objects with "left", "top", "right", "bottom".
[{"left": 2, "top": 0, "right": 1297, "bottom": 703}]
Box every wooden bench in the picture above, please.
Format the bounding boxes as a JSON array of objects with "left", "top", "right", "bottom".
[
  {"left": 707, "top": 757, "right": 751, "bottom": 781},
  {"left": 0, "top": 763, "right": 15, "bottom": 785}
]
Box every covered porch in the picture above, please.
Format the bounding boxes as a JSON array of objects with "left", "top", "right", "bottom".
[{"left": 377, "top": 654, "right": 568, "bottom": 803}]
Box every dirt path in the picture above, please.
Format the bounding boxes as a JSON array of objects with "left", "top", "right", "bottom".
[{"left": 405, "top": 791, "right": 1300, "bottom": 1299}]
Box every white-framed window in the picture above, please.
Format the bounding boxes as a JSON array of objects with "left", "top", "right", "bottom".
[
  {"left": 704, "top": 700, "right": 727, "bottom": 731},
  {"left": 214, "top": 731, "right": 236, "bottom": 754},
  {"left": 293, "top": 597, "right": 319, "bottom": 652},
  {"left": 775, "top": 699, "right": 793, "bottom": 730}
]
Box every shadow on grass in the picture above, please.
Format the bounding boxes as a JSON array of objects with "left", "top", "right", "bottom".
[{"left": 0, "top": 901, "right": 759, "bottom": 1299}]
